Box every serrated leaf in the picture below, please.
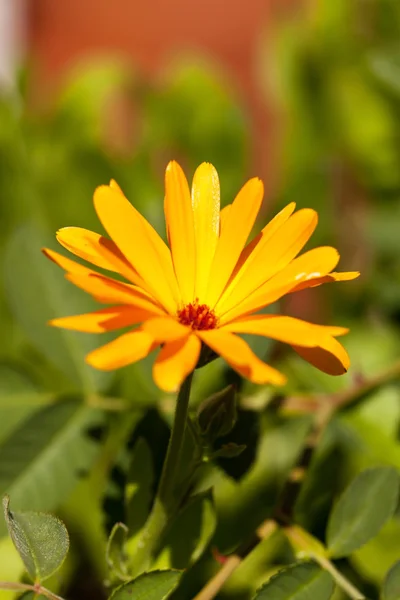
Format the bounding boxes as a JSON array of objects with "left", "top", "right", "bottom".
[
  {"left": 109, "top": 569, "right": 181, "bottom": 600},
  {"left": 106, "top": 522, "right": 129, "bottom": 581},
  {"left": 382, "top": 560, "right": 400, "bottom": 600},
  {"left": 3, "top": 496, "right": 69, "bottom": 583},
  {"left": 3, "top": 224, "right": 111, "bottom": 392},
  {"left": 0, "top": 399, "right": 104, "bottom": 536},
  {"left": 154, "top": 493, "right": 216, "bottom": 570},
  {"left": 253, "top": 562, "right": 334, "bottom": 600},
  {"left": 327, "top": 467, "right": 399, "bottom": 558}
]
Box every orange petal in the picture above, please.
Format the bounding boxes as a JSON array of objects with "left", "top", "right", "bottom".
[
  {"left": 49, "top": 306, "right": 153, "bottom": 333},
  {"left": 56, "top": 227, "right": 126, "bottom": 272},
  {"left": 57, "top": 226, "right": 146, "bottom": 288},
  {"left": 222, "top": 315, "right": 348, "bottom": 346},
  {"left": 219, "top": 246, "right": 339, "bottom": 324},
  {"left": 292, "top": 337, "right": 350, "bottom": 375},
  {"left": 164, "top": 161, "right": 196, "bottom": 304},
  {"left": 142, "top": 316, "right": 190, "bottom": 342},
  {"left": 198, "top": 330, "right": 286, "bottom": 386},
  {"left": 191, "top": 163, "right": 220, "bottom": 299},
  {"left": 86, "top": 329, "right": 157, "bottom": 370},
  {"left": 43, "top": 247, "right": 93, "bottom": 276},
  {"left": 206, "top": 178, "right": 264, "bottom": 306},
  {"left": 216, "top": 203, "right": 305, "bottom": 314},
  {"left": 153, "top": 334, "right": 201, "bottom": 392},
  {"left": 94, "top": 184, "right": 180, "bottom": 313},
  {"left": 290, "top": 271, "right": 360, "bottom": 293},
  {"left": 66, "top": 272, "right": 166, "bottom": 314}
]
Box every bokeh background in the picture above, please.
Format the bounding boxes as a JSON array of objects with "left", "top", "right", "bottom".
[{"left": 0, "top": 0, "right": 399, "bottom": 598}]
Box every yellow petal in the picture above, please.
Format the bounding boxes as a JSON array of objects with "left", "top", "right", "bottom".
[
  {"left": 232, "top": 202, "right": 297, "bottom": 275},
  {"left": 220, "top": 246, "right": 339, "bottom": 324},
  {"left": 216, "top": 207, "right": 316, "bottom": 315},
  {"left": 290, "top": 271, "right": 360, "bottom": 292},
  {"left": 198, "top": 330, "right": 286, "bottom": 385},
  {"left": 206, "top": 178, "right": 264, "bottom": 306},
  {"left": 49, "top": 306, "right": 153, "bottom": 333},
  {"left": 56, "top": 227, "right": 145, "bottom": 288},
  {"left": 222, "top": 315, "right": 348, "bottom": 346},
  {"left": 66, "top": 272, "right": 166, "bottom": 313},
  {"left": 142, "top": 316, "right": 190, "bottom": 342},
  {"left": 153, "top": 335, "right": 201, "bottom": 392},
  {"left": 219, "top": 204, "right": 232, "bottom": 235},
  {"left": 94, "top": 184, "right": 180, "bottom": 313},
  {"left": 86, "top": 329, "right": 157, "bottom": 370},
  {"left": 191, "top": 163, "right": 220, "bottom": 299},
  {"left": 164, "top": 161, "right": 196, "bottom": 303},
  {"left": 292, "top": 337, "right": 350, "bottom": 375}
]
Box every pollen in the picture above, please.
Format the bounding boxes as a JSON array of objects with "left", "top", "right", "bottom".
[{"left": 178, "top": 299, "right": 217, "bottom": 330}]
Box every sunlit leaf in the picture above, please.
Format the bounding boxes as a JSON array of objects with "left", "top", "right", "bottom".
[
  {"left": 109, "top": 569, "right": 181, "bottom": 600},
  {"left": 3, "top": 496, "right": 69, "bottom": 582},
  {"left": 106, "top": 522, "right": 129, "bottom": 581},
  {"left": 253, "top": 562, "right": 334, "bottom": 600}
]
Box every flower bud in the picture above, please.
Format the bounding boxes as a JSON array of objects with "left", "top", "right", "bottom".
[{"left": 197, "top": 385, "right": 237, "bottom": 441}]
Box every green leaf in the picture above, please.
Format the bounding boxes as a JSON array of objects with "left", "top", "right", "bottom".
[
  {"left": 3, "top": 495, "right": 69, "bottom": 583},
  {"left": 253, "top": 562, "right": 334, "bottom": 600},
  {"left": 326, "top": 467, "right": 400, "bottom": 558},
  {"left": 3, "top": 223, "right": 112, "bottom": 392},
  {"left": 109, "top": 569, "right": 181, "bottom": 600},
  {"left": 106, "top": 522, "right": 129, "bottom": 581},
  {"left": 0, "top": 364, "right": 53, "bottom": 443},
  {"left": 382, "top": 560, "right": 400, "bottom": 600},
  {"left": 125, "top": 437, "right": 154, "bottom": 535},
  {"left": 0, "top": 399, "right": 104, "bottom": 536},
  {"left": 154, "top": 493, "right": 216, "bottom": 569}
]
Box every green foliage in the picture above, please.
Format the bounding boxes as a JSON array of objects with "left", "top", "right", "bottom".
[
  {"left": 154, "top": 493, "right": 216, "bottom": 570},
  {"left": 0, "top": 399, "right": 104, "bottom": 536},
  {"left": 253, "top": 562, "right": 334, "bottom": 600},
  {"left": 3, "top": 496, "right": 69, "bottom": 583},
  {"left": 106, "top": 522, "right": 129, "bottom": 582},
  {"left": 109, "top": 570, "right": 181, "bottom": 600},
  {"left": 125, "top": 438, "right": 154, "bottom": 536},
  {"left": 326, "top": 467, "right": 400, "bottom": 558},
  {"left": 382, "top": 560, "right": 400, "bottom": 600}
]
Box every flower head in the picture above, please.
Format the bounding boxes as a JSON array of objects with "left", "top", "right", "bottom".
[{"left": 43, "top": 162, "right": 359, "bottom": 392}]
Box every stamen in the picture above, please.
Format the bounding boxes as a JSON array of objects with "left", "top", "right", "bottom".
[{"left": 178, "top": 299, "right": 217, "bottom": 330}]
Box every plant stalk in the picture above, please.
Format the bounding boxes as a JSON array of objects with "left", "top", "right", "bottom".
[{"left": 129, "top": 372, "right": 194, "bottom": 575}]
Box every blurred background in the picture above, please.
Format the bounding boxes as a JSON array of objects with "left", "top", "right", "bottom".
[{"left": 0, "top": 0, "right": 399, "bottom": 599}]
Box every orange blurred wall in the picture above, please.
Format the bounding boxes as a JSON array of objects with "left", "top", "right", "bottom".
[{"left": 28, "top": 0, "right": 300, "bottom": 178}]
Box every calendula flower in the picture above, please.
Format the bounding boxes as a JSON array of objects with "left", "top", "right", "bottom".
[{"left": 43, "top": 162, "right": 359, "bottom": 392}]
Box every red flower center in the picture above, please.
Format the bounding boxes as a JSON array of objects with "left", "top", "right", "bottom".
[{"left": 178, "top": 299, "right": 217, "bottom": 330}]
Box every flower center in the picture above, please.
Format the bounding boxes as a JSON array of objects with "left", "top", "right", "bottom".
[{"left": 178, "top": 299, "right": 217, "bottom": 330}]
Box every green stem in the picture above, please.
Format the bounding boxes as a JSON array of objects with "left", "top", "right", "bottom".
[{"left": 129, "top": 372, "right": 194, "bottom": 575}]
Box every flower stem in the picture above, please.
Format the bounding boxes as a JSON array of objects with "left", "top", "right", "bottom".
[{"left": 129, "top": 372, "right": 194, "bottom": 575}]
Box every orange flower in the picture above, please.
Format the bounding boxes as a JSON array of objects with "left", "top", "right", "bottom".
[{"left": 43, "top": 162, "right": 359, "bottom": 392}]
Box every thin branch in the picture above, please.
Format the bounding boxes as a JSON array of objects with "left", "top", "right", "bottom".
[{"left": 192, "top": 521, "right": 277, "bottom": 600}]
